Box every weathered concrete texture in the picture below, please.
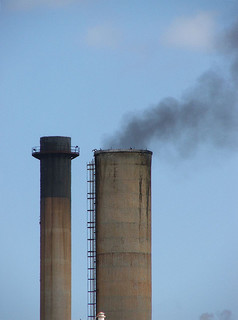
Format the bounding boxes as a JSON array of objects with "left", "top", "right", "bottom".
[
  {"left": 33, "top": 136, "right": 77, "bottom": 320},
  {"left": 95, "top": 150, "right": 152, "bottom": 320},
  {"left": 40, "top": 197, "right": 71, "bottom": 320}
]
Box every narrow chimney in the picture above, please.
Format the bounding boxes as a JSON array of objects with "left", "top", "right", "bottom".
[{"left": 32, "top": 136, "right": 79, "bottom": 320}]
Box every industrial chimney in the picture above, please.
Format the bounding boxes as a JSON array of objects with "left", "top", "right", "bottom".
[
  {"left": 94, "top": 149, "right": 152, "bottom": 320},
  {"left": 32, "top": 136, "right": 79, "bottom": 320}
]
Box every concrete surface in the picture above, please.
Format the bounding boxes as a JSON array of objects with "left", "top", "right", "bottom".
[{"left": 95, "top": 150, "right": 152, "bottom": 320}]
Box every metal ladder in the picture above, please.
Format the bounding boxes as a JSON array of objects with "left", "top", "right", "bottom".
[{"left": 87, "top": 161, "right": 96, "bottom": 320}]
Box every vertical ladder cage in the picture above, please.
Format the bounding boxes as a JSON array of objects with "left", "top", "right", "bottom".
[{"left": 87, "top": 160, "right": 96, "bottom": 320}]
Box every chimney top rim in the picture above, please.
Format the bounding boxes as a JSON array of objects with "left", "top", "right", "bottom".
[{"left": 94, "top": 149, "right": 152, "bottom": 155}]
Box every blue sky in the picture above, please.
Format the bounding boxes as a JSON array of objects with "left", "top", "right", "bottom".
[{"left": 0, "top": 1, "right": 237, "bottom": 320}]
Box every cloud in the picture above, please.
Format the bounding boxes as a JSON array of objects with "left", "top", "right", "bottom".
[
  {"left": 85, "top": 24, "right": 122, "bottom": 49},
  {"left": 162, "top": 12, "right": 216, "bottom": 51},
  {"left": 4, "top": 0, "right": 78, "bottom": 11}
]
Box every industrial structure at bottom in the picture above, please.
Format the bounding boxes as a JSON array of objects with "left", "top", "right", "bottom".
[{"left": 32, "top": 136, "right": 152, "bottom": 320}]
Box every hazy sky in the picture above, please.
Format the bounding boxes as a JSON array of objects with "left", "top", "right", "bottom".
[{"left": 0, "top": 1, "right": 237, "bottom": 320}]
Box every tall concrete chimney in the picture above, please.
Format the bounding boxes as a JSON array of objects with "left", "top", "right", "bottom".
[
  {"left": 32, "top": 136, "right": 79, "bottom": 320},
  {"left": 94, "top": 149, "right": 152, "bottom": 320}
]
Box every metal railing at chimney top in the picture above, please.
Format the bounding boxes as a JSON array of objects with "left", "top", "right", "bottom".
[
  {"left": 87, "top": 160, "right": 96, "bottom": 320},
  {"left": 32, "top": 146, "right": 80, "bottom": 154}
]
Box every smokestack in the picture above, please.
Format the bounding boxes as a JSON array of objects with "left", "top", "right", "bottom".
[
  {"left": 32, "top": 136, "right": 79, "bottom": 320},
  {"left": 94, "top": 149, "right": 152, "bottom": 320}
]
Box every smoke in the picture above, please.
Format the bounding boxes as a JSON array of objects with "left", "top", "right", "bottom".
[
  {"left": 219, "top": 310, "right": 233, "bottom": 320},
  {"left": 200, "top": 313, "right": 215, "bottom": 320},
  {"left": 221, "top": 21, "right": 238, "bottom": 83},
  {"left": 200, "top": 310, "right": 232, "bottom": 320},
  {"left": 104, "top": 21, "right": 238, "bottom": 158}
]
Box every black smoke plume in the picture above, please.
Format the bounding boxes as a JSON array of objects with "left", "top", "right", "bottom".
[{"left": 104, "top": 21, "right": 238, "bottom": 157}]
